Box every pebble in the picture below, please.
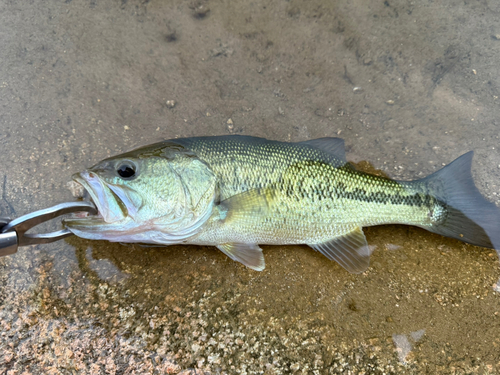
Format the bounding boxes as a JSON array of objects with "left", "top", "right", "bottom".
[
  {"left": 227, "top": 118, "right": 234, "bottom": 132},
  {"left": 66, "top": 181, "right": 84, "bottom": 198}
]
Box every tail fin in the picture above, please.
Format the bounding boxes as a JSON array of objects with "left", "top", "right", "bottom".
[{"left": 421, "top": 151, "right": 500, "bottom": 251}]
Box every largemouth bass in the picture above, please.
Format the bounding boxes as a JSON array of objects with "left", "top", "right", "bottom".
[{"left": 64, "top": 136, "right": 500, "bottom": 273}]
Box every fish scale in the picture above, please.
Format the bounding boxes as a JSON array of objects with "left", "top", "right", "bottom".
[
  {"left": 177, "top": 137, "right": 436, "bottom": 243},
  {"left": 65, "top": 135, "right": 500, "bottom": 274}
]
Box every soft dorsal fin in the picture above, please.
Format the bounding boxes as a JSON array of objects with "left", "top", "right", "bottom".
[
  {"left": 298, "top": 137, "right": 346, "bottom": 162},
  {"left": 217, "top": 243, "right": 265, "bottom": 271},
  {"left": 308, "top": 227, "right": 371, "bottom": 274}
]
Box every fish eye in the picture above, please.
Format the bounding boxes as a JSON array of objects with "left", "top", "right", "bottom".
[{"left": 116, "top": 161, "right": 137, "bottom": 179}]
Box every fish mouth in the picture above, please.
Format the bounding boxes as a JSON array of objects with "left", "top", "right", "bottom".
[{"left": 64, "top": 171, "right": 128, "bottom": 228}]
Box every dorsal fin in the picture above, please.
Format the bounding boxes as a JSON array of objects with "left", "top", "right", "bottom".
[{"left": 298, "top": 137, "right": 346, "bottom": 162}]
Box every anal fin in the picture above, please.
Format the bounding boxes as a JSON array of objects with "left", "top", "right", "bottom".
[
  {"left": 217, "top": 243, "right": 265, "bottom": 271},
  {"left": 308, "top": 227, "right": 371, "bottom": 274}
]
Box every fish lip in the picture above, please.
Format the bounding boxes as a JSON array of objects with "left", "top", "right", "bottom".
[
  {"left": 72, "top": 172, "right": 105, "bottom": 217},
  {"left": 66, "top": 171, "right": 125, "bottom": 225}
]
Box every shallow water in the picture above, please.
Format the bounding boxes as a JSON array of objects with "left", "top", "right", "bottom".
[{"left": 1, "top": 0, "right": 500, "bottom": 373}]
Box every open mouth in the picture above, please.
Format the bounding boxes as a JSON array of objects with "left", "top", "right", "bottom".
[
  {"left": 64, "top": 172, "right": 127, "bottom": 227},
  {"left": 64, "top": 180, "right": 104, "bottom": 226}
]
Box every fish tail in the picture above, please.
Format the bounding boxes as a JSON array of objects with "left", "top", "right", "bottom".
[{"left": 419, "top": 151, "right": 500, "bottom": 251}]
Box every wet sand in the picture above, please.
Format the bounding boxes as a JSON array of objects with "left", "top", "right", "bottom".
[{"left": 1, "top": 0, "right": 500, "bottom": 373}]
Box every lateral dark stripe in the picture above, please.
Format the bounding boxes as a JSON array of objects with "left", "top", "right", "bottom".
[{"left": 284, "top": 161, "right": 431, "bottom": 207}]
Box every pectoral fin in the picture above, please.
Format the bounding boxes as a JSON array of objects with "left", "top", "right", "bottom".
[
  {"left": 217, "top": 243, "right": 265, "bottom": 271},
  {"left": 308, "top": 227, "right": 371, "bottom": 274},
  {"left": 218, "top": 188, "right": 275, "bottom": 224}
]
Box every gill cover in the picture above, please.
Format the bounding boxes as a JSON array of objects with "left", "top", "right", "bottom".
[{"left": 65, "top": 141, "right": 218, "bottom": 244}]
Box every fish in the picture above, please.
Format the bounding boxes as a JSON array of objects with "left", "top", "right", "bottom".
[{"left": 63, "top": 135, "right": 500, "bottom": 273}]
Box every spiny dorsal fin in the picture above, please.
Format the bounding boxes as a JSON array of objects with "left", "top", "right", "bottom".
[
  {"left": 308, "top": 227, "right": 371, "bottom": 274},
  {"left": 217, "top": 243, "right": 265, "bottom": 271},
  {"left": 298, "top": 137, "right": 346, "bottom": 162}
]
